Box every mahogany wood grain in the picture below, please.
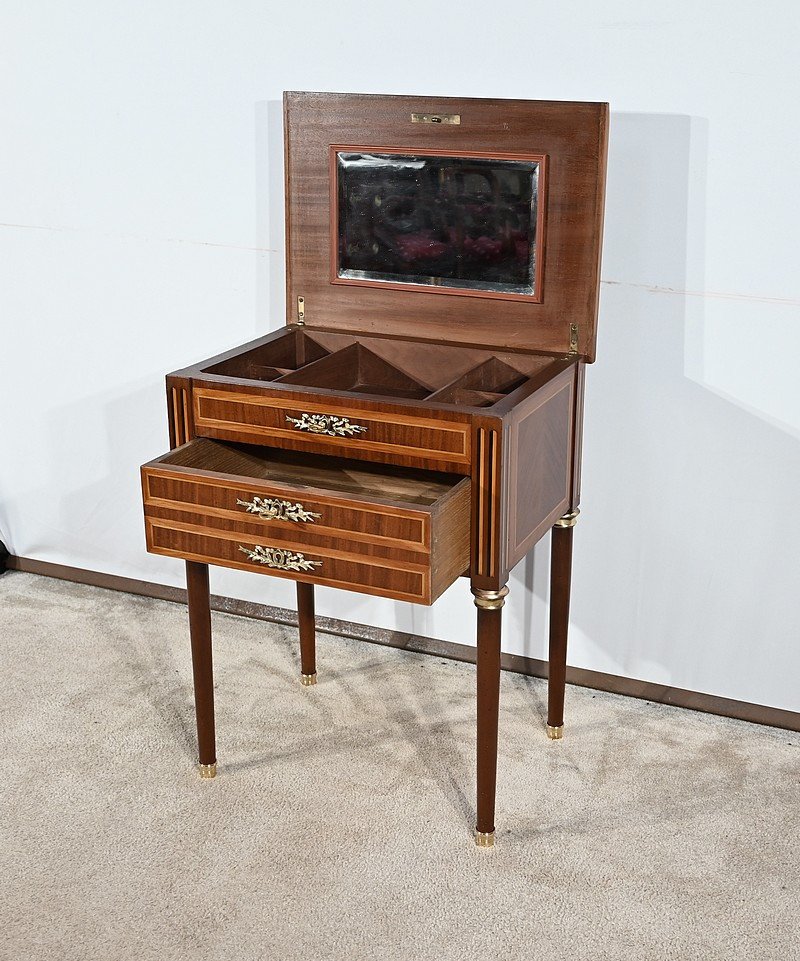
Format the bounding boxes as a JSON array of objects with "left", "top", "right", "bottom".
[
  {"left": 186, "top": 561, "right": 216, "bottom": 766},
  {"left": 505, "top": 365, "right": 575, "bottom": 570},
  {"left": 148, "top": 520, "right": 428, "bottom": 602},
  {"left": 470, "top": 417, "right": 504, "bottom": 590},
  {"left": 144, "top": 91, "right": 609, "bottom": 836},
  {"left": 166, "top": 375, "right": 194, "bottom": 450},
  {"left": 548, "top": 524, "right": 574, "bottom": 730},
  {"left": 193, "top": 328, "right": 561, "bottom": 399},
  {"left": 476, "top": 602, "right": 503, "bottom": 836},
  {"left": 276, "top": 342, "right": 429, "bottom": 399},
  {"left": 285, "top": 92, "right": 608, "bottom": 360},
  {"left": 142, "top": 440, "right": 471, "bottom": 605},
  {"left": 570, "top": 362, "right": 586, "bottom": 508},
  {"left": 297, "top": 582, "right": 316, "bottom": 677},
  {"left": 190, "top": 382, "right": 474, "bottom": 474}
]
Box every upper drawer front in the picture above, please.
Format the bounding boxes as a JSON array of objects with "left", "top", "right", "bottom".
[
  {"left": 192, "top": 388, "right": 471, "bottom": 473},
  {"left": 143, "top": 469, "right": 430, "bottom": 558}
]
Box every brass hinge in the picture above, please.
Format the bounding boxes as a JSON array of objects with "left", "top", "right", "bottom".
[
  {"left": 568, "top": 324, "right": 579, "bottom": 357},
  {"left": 296, "top": 296, "right": 305, "bottom": 326}
]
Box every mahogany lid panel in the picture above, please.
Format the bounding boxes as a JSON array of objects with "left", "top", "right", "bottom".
[{"left": 284, "top": 91, "right": 609, "bottom": 361}]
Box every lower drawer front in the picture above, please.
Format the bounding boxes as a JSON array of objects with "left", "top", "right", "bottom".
[
  {"left": 146, "top": 519, "right": 430, "bottom": 603},
  {"left": 141, "top": 438, "right": 470, "bottom": 605}
]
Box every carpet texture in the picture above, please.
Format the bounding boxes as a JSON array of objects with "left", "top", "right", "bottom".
[{"left": 1, "top": 571, "right": 798, "bottom": 961}]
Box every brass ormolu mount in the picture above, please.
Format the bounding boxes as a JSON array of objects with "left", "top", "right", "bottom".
[{"left": 471, "top": 586, "right": 509, "bottom": 611}]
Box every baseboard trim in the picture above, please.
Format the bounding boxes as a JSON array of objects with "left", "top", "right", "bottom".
[{"left": 7, "top": 555, "right": 799, "bottom": 732}]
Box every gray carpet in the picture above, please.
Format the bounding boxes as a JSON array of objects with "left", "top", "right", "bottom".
[{"left": 1, "top": 571, "right": 798, "bottom": 961}]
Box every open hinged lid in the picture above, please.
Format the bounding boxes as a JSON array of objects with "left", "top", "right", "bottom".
[{"left": 284, "top": 91, "right": 608, "bottom": 361}]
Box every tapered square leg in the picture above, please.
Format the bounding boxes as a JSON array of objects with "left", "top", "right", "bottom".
[
  {"left": 547, "top": 509, "right": 578, "bottom": 739},
  {"left": 186, "top": 561, "right": 217, "bottom": 776},
  {"left": 297, "top": 582, "right": 317, "bottom": 685},
  {"left": 472, "top": 584, "right": 508, "bottom": 847}
]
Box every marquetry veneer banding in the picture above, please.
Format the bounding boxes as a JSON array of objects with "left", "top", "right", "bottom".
[
  {"left": 141, "top": 438, "right": 471, "bottom": 605},
  {"left": 192, "top": 388, "right": 472, "bottom": 471}
]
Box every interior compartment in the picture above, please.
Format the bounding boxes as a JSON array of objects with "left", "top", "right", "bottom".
[
  {"left": 428, "top": 358, "right": 527, "bottom": 405},
  {"left": 199, "top": 329, "right": 563, "bottom": 408},
  {"left": 276, "top": 343, "right": 431, "bottom": 400},
  {"left": 205, "top": 330, "right": 330, "bottom": 381},
  {"left": 157, "top": 438, "right": 462, "bottom": 505},
  {"left": 433, "top": 389, "right": 506, "bottom": 409}
]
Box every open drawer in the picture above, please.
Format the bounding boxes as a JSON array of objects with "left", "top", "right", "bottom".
[{"left": 141, "top": 438, "right": 470, "bottom": 604}]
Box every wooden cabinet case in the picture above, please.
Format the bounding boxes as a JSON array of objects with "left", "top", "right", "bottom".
[{"left": 142, "top": 91, "right": 609, "bottom": 846}]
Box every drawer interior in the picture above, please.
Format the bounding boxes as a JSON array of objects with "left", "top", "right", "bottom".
[
  {"left": 202, "top": 329, "right": 558, "bottom": 408},
  {"left": 155, "top": 438, "right": 466, "bottom": 506}
]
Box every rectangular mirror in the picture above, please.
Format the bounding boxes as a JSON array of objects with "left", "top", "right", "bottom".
[{"left": 333, "top": 149, "right": 544, "bottom": 299}]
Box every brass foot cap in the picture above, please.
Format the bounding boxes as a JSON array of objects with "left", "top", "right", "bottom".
[
  {"left": 198, "top": 762, "right": 217, "bottom": 779},
  {"left": 546, "top": 724, "right": 564, "bottom": 740},
  {"left": 301, "top": 672, "right": 317, "bottom": 687},
  {"left": 475, "top": 830, "right": 495, "bottom": 848}
]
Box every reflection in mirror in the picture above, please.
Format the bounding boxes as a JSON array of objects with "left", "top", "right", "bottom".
[{"left": 336, "top": 151, "right": 540, "bottom": 296}]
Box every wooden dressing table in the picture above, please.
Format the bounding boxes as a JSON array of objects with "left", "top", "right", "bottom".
[{"left": 141, "top": 92, "right": 608, "bottom": 846}]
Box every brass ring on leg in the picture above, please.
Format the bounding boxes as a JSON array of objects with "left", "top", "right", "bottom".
[
  {"left": 301, "top": 672, "right": 317, "bottom": 686},
  {"left": 475, "top": 830, "right": 495, "bottom": 848},
  {"left": 554, "top": 509, "right": 580, "bottom": 528},
  {"left": 471, "top": 586, "right": 509, "bottom": 610},
  {"left": 546, "top": 724, "right": 564, "bottom": 740},
  {"left": 198, "top": 762, "right": 217, "bottom": 778}
]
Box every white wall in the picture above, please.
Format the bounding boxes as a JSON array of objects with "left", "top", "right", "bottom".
[{"left": 2, "top": 2, "right": 798, "bottom": 712}]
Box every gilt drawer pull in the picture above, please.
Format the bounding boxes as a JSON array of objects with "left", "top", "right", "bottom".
[
  {"left": 285, "top": 412, "right": 368, "bottom": 437},
  {"left": 238, "top": 544, "right": 322, "bottom": 572},
  {"left": 236, "top": 496, "right": 321, "bottom": 523}
]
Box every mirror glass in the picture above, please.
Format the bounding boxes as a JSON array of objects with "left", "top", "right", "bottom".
[{"left": 336, "top": 151, "right": 540, "bottom": 296}]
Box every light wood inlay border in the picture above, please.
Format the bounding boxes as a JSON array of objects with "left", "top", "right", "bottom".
[
  {"left": 142, "top": 471, "right": 431, "bottom": 553},
  {"left": 143, "top": 525, "right": 430, "bottom": 603},
  {"left": 192, "top": 388, "right": 472, "bottom": 465},
  {"left": 145, "top": 517, "right": 430, "bottom": 575}
]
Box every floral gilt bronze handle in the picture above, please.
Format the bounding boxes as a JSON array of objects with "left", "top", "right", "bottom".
[
  {"left": 285, "top": 412, "right": 367, "bottom": 437},
  {"left": 238, "top": 544, "right": 321, "bottom": 572},
  {"left": 236, "top": 496, "right": 321, "bottom": 523}
]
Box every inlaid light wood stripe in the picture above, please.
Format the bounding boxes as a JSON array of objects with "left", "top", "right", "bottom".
[
  {"left": 474, "top": 426, "right": 499, "bottom": 578},
  {"left": 171, "top": 388, "right": 184, "bottom": 447},
  {"left": 145, "top": 520, "right": 429, "bottom": 603},
  {"left": 146, "top": 516, "right": 431, "bottom": 575},
  {"left": 476, "top": 428, "right": 485, "bottom": 572},
  {"left": 144, "top": 496, "right": 430, "bottom": 554},
  {"left": 181, "top": 388, "right": 190, "bottom": 442},
  {"left": 192, "top": 389, "right": 471, "bottom": 464},
  {"left": 144, "top": 468, "right": 434, "bottom": 526},
  {"left": 488, "top": 428, "right": 498, "bottom": 578}
]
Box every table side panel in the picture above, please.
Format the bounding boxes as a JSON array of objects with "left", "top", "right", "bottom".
[{"left": 505, "top": 366, "right": 576, "bottom": 571}]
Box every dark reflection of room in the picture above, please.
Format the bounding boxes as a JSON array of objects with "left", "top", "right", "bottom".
[{"left": 336, "top": 152, "right": 539, "bottom": 295}]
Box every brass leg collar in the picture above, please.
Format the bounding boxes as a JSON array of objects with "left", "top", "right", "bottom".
[
  {"left": 471, "top": 586, "right": 509, "bottom": 611},
  {"left": 301, "top": 672, "right": 317, "bottom": 686},
  {"left": 199, "top": 762, "right": 217, "bottom": 779},
  {"left": 546, "top": 724, "right": 564, "bottom": 740},
  {"left": 475, "top": 830, "right": 495, "bottom": 848},
  {"left": 554, "top": 509, "right": 580, "bottom": 529}
]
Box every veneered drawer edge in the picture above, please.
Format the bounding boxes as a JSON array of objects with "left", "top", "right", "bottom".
[{"left": 192, "top": 387, "right": 472, "bottom": 468}]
